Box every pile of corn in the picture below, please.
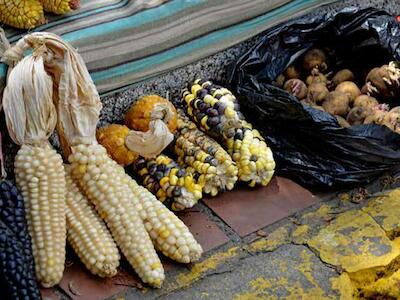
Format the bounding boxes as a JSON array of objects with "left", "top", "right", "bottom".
[
  {"left": 0, "top": 0, "right": 80, "bottom": 29},
  {"left": 1, "top": 32, "right": 203, "bottom": 290},
  {"left": 181, "top": 79, "right": 275, "bottom": 187}
]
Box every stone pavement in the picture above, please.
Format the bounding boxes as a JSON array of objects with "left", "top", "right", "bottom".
[{"left": 41, "top": 174, "right": 400, "bottom": 300}]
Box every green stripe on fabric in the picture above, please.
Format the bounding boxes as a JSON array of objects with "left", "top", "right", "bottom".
[
  {"left": 91, "top": 0, "right": 332, "bottom": 82},
  {"left": 62, "top": 0, "right": 204, "bottom": 42}
]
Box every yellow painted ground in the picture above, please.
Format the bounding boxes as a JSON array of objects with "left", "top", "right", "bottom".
[{"left": 165, "top": 189, "right": 400, "bottom": 299}]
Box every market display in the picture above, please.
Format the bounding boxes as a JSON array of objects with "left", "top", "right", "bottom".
[
  {"left": 0, "top": 5, "right": 399, "bottom": 298},
  {"left": 0, "top": 0, "right": 79, "bottom": 29},
  {"left": 3, "top": 54, "right": 67, "bottom": 288},
  {"left": 174, "top": 112, "right": 238, "bottom": 196},
  {"left": 276, "top": 48, "right": 400, "bottom": 134},
  {"left": 181, "top": 80, "right": 275, "bottom": 187},
  {"left": 65, "top": 166, "right": 120, "bottom": 277}
]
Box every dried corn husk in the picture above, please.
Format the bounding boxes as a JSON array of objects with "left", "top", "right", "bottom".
[
  {"left": 125, "top": 119, "right": 173, "bottom": 158},
  {"left": 2, "top": 48, "right": 56, "bottom": 146}
]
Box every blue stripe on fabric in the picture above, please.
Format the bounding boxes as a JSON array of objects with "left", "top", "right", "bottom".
[
  {"left": 62, "top": 0, "right": 205, "bottom": 42},
  {"left": 0, "top": 64, "right": 6, "bottom": 76},
  {"left": 92, "top": 0, "right": 332, "bottom": 82}
]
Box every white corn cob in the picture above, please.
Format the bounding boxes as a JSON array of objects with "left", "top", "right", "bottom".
[
  {"left": 118, "top": 167, "right": 203, "bottom": 263},
  {"left": 14, "top": 143, "right": 66, "bottom": 288},
  {"left": 68, "top": 143, "right": 165, "bottom": 287},
  {"left": 65, "top": 166, "right": 120, "bottom": 277}
]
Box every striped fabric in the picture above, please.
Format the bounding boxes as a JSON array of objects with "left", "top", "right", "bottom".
[{"left": 0, "top": 0, "right": 338, "bottom": 95}]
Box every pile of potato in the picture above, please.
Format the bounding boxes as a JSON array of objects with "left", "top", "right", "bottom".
[{"left": 274, "top": 48, "right": 400, "bottom": 134}]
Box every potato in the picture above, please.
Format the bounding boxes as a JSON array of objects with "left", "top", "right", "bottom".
[
  {"left": 353, "top": 95, "right": 379, "bottom": 112},
  {"left": 363, "top": 104, "right": 389, "bottom": 125},
  {"left": 331, "top": 69, "right": 354, "bottom": 87},
  {"left": 382, "top": 106, "right": 400, "bottom": 131},
  {"left": 307, "top": 83, "right": 329, "bottom": 104},
  {"left": 336, "top": 115, "right": 350, "bottom": 128},
  {"left": 322, "top": 91, "right": 350, "bottom": 116},
  {"left": 273, "top": 74, "right": 286, "bottom": 88},
  {"left": 365, "top": 62, "right": 400, "bottom": 98},
  {"left": 335, "top": 81, "right": 361, "bottom": 104},
  {"left": 303, "top": 48, "right": 327, "bottom": 71},
  {"left": 306, "top": 69, "right": 328, "bottom": 86},
  {"left": 284, "top": 65, "right": 300, "bottom": 79},
  {"left": 283, "top": 79, "right": 307, "bottom": 99},
  {"left": 346, "top": 107, "right": 367, "bottom": 126}
]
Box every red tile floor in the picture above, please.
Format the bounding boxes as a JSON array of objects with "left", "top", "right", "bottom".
[{"left": 41, "top": 176, "right": 317, "bottom": 299}]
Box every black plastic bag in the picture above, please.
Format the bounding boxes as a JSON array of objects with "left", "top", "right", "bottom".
[{"left": 230, "top": 7, "right": 400, "bottom": 188}]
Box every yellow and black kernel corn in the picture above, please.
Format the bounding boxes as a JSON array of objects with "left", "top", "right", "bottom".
[
  {"left": 134, "top": 154, "right": 202, "bottom": 210},
  {"left": 181, "top": 79, "right": 275, "bottom": 187},
  {"left": 0, "top": 180, "right": 41, "bottom": 300},
  {"left": 173, "top": 113, "right": 238, "bottom": 196},
  {"left": 181, "top": 79, "right": 243, "bottom": 140}
]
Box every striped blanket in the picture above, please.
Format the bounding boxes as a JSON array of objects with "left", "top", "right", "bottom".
[{"left": 0, "top": 0, "right": 338, "bottom": 95}]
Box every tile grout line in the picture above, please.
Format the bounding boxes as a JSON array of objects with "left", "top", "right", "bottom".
[{"left": 197, "top": 201, "right": 243, "bottom": 243}]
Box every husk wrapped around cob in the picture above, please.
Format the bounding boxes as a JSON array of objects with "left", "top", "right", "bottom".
[
  {"left": 181, "top": 79, "right": 275, "bottom": 187},
  {"left": 2, "top": 45, "right": 66, "bottom": 287},
  {"left": 2, "top": 32, "right": 202, "bottom": 287}
]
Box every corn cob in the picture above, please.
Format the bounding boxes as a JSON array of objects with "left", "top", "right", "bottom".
[
  {"left": 69, "top": 143, "right": 164, "bottom": 287},
  {"left": 65, "top": 165, "right": 120, "bottom": 277},
  {"left": 0, "top": 219, "right": 41, "bottom": 300},
  {"left": 0, "top": 0, "right": 45, "bottom": 29},
  {"left": 125, "top": 95, "right": 178, "bottom": 134},
  {"left": 14, "top": 144, "right": 66, "bottom": 287},
  {"left": 40, "top": 0, "right": 80, "bottom": 14},
  {"left": 2, "top": 53, "right": 66, "bottom": 287},
  {"left": 134, "top": 154, "right": 202, "bottom": 211},
  {"left": 96, "top": 124, "right": 201, "bottom": 210},
  {"left": 0, "top": 144, "right": 41, "bottom": 300},
  {"left": 97, "top": 124, "right": 138, "bottom": 167},
  {"left": 118, "top": 166, "right": 203, "bottom": 263},
  {"left": 174, "top": 112, "right": 238, "bottom": 195},
  {"left": 181, "top": 79, "right": 275, "bottom": 187}
]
